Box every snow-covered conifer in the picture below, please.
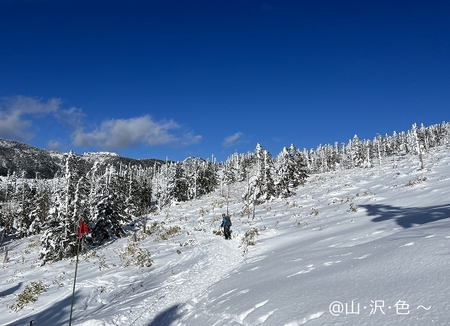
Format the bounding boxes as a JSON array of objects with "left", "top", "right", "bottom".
[
  {"left": 89, "top": 194, "right": 125, "bottom": 246},
  {"left": 166, "top": 162, "right": 188, "bottom": 203},
  {"left": 242, "top": 144, "right": 276, "bottom": 211},
  {"left": 275, "top": 144, "right": 308, "bottom": 198}
]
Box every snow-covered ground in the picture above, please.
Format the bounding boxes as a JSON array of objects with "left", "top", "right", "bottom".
[{"left": 1, "top": 146, "right": 449, "bottom": 326}]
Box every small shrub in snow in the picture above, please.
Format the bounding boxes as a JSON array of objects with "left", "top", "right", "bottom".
[
  {"left": 211, "top": 199, "right": 225, "bottom": 210},
  {"left": 97, "top": 255, "right": 110, "bottom": 270},
  {"left": 310, "top": 207, "right": 319, "bottom": 216},
  {"left": 145, "top": 221, "right": 164, "bottom": 235},
  {"left": 287, "top": 200, "right": 301, "bottom": 208},
  {"left": 82, "top": 250, "right": 98, "bottom": 262},
  {"left": 118, "top": 242, "right": 153, "bottom": 268},
  {"left": 406, "top": 176, "right": 428, "bottom": 187},
  {"left": 242, "top": 228, "right": 259, "bottom": 246},
  {"left": 23, "top": 240, "right": 40, "bottom": 255},
  {"left": 239, "top": 206, "right": 251, "bottom": 217},
  {"left": 10, "top": 281, "right": 47, "bottom": 312},
  {"left": 310, "top": 175, "right": 327, "bottom": 183},
  {"left": 3, "top": 247, "right": 8, "bottom": 264},
  {"left": 349, "top": 202, "right": 358, "bottom": 212},
  {"left": 145, "top": 221, "right": 182, "bottom": 241},
  {"left": 212, "top": 229, "right": 223, "bottom": 236},
  {"left": 296, "top": 220, "right": 308, "bottom": 227},
  {"left": 159, "top": 226, "right": 182, "bottom": 240},
  {"left": 179, "top": 240, "right": 195, "bottom": 246}
]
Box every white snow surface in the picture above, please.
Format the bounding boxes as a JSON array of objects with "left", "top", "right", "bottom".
[{"left": 1, "top": 146, "right": 450, "bottom": 326}]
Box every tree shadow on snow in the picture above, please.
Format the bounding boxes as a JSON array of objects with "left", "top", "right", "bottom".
[
  {"left": 361, "top": 203, "right": 450, "bottom": 228},
  {"left": 147, "top": 304, "right": 182, "bottom": 326},
  {"left": 0, "top": 282, "right": 22, "bottom": 297},
  {"left": 7, "top": 293, "right": 79, "bottom": 326}
]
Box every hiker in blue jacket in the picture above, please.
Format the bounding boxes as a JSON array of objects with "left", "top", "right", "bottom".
[{"left": 221, "top": 213, "right": 232, "bottom": 240}]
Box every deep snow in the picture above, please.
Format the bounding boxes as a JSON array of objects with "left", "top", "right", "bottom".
[{"left": 1, "top": 145, "right": 449, "bottom": 326}]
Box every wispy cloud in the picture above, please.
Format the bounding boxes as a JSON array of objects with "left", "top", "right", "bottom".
[
  {"left": 72, "top": 115, "right": 201, "bottom": 150},
  {"left": 0, "top": 108, "right": 32, "bottom": 141},
  {"left": 3, "top": 95, "right": 60, "bottom": 114},
  {"left": 47, "top": 139, "right": 61, "bottom": 151},
  {"left": 0, "top": 96, "right": 61, "bottom": 141},
  {"left": 222, "top": 132, "right": 245, "bottom": 148},
  {"left": 0, "top": 95, "right": 201, "bottom": 152},
  {"left": 55, "top": 106, "right": 86, "bottom": 129}
]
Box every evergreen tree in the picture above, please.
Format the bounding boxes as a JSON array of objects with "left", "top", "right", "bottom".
[
  {"left": 135, "top": 168, "right": 153, "bottom": 217},
  {"left": 154, "top": 161, "right": 171, "bottom": 208},
  {"left": 15, "top": 181, "right": 36, "bottom": 237},
  {"left": 104, "top": 165, "right": 129, "bottom": 220},
  {"left": 275, "top": 144, "right": 309, "bottom": 198},
  {"left": 223, "top": 153, "right": 238, "bottom": 185},
  {"left": 289, "top": 144, "right": 309, "bottom": 185},
  {"left": 198, "top": 160, "right": 219, "bottom": 195},
  {"left": 362, "top": 139, "right": 373, "bottom": 168},
  {"left": 40, "top": 151, "right": 83, "bottom": 263},
  {"left": 242, "top": 144, "right": 276, "bottom": 211},
  {"left": 238, "top": 153, "right": 253, "bottom": 182},
  {"left": 410, "top": 123, "right": 426, "bottom": 169},
  {"left": 0, "top": 175, "right": 17, "bottom": 245},
  {"left": 166, "top": 162, "right": 188, "bottom": 202},
  {"left": 349, "top": 135, "right": 364, "bottom": 168},
  {"left": 40, "top": 192, "right": 72, "bottom": 263},
  {"left": 89, "top": 194, "right": 125, "bottom": 246},
  {"left": 28, "top": 182, "right": 51, "bottom": 235},
  {"left": 184, "top": 159, "right": 200, "bottom": 200},
  {"left": 275, "top": 147, "right": 295, "bottom": 198}
]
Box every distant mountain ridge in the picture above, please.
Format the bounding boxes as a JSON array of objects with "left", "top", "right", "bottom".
[{"left": 0, "top": 138, "right": 165, "bottom": 179}]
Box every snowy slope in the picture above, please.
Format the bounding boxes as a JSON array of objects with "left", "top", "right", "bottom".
[{"left": 1, "top": 146, "right": 449, "bottom": 326}]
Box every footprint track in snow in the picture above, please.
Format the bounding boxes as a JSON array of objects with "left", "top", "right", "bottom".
[
  {"left": 354, "top": 254, "right": 371, "bottom": 260},
  {"left": 254, "top": 309, "right": 277, "bottom": 325},
  {"left": 287, "top": 264, "right": 315, "bottom": 277},
  {"left": 285, "top": 311, "right": 325, "bottom": 325},
  {"left": 237, "top": 300, "right": 270, "bottom": 323}
]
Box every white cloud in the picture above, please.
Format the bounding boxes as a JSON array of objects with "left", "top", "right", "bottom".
[
  {"left": 0, "top": 96, "right": 62, "bottom": 141},
  {"left": 55, "top": 106, "right": 85, "bottom": 128},
  {"left": 0, "top": 109, "right": 32, "bottom": 141},
  {"left": 179, "top": 132, "right": 202, "bottom": 146},
  {"left": 73, "top": 115, "right": 201, "bottom": 150},
  {"left": 222, "top": 132, "right": 244, "bottom": 148},
  {"left": 0, "top": 95, "right": 202, "bottom": 152},
  {"left": 3, "top": 95, "right": 61, "bottom": 115},
  {"left": 47, "top": 139, "right": 61, "bottom": 151}
]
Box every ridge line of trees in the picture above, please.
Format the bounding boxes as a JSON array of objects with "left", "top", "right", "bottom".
[{"left": 0, "top": 121, "right": 449, "bottom": 263}]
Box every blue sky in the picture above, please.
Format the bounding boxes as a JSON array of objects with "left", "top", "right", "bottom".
[{"left": 0, "top": 1, "right": 449, "bottom": 161}]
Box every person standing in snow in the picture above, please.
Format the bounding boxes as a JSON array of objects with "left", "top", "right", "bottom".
[{"left": 221, "top": 213, "right": 232, "bottom": 240}]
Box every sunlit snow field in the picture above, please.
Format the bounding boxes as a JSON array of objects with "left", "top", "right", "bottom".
[{"left": 1, "top": 146, "right": 449, "bottom": 326}]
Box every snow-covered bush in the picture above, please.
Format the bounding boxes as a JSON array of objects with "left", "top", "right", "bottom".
[
  {"left": 118, "top": 242, "right": 153, "bottom": 268},
  {"left": 10, "top": 281, "right": 47, "bottom": 312}
]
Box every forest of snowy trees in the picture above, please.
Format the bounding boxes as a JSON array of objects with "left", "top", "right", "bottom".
[{"left": 0, "top": 121, "right": 449, "bottom": 264}]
